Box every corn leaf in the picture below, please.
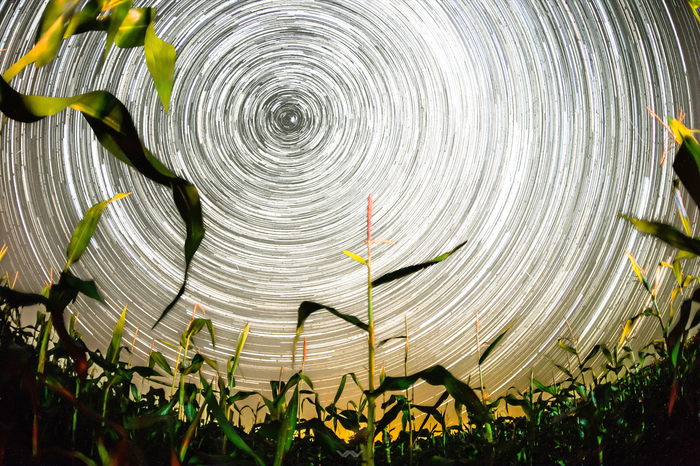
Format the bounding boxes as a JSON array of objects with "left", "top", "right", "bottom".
[
  {"left": 673, "top": 134, "right": 700, "bottom": 209},
  {"left": 376, "top": 335, "right": 406, "bottom": 349},
  {"left": 179, "top": 396, "right": 207, "bottom": 462},
  {"left": 0, "top": 286, "right": 49, "bottom": 308},
  {"left": 623, "top": 248, "right": 651, "bottom": 292},
  {"left": 3, "top": 0, "right": 80, "bottom": 81},
  {"left": 106, "top": 305, "right": 127, "bottom": 365},
  {"left": 144, "top": 20, "right": 176, "bottom": 112},
  {"left": 618, "top": 315, "right": 642, "bottom": 348},
  {"left": 557, "top": 340, "right": 578, "bottom": 356},
  {"left": 274, "top": 384, "right": 299, "bottom": 466},
  {"left": 620, "top": 218, "right": 700, "bottom": 257},
  {"left": 114, "top": 8, "right": 152, "bottom": 47},
  {"left": 0, "top": 78, "right": 204, "bottom": 329},
  {"left": 104, "top": 0, "right": 132, "bottom": 60},
  {"left": 228, "top": 323, "right": 249, "bottom": 386},
  {"left": 479, "top": 322, "right": 514, "bottom": 365},
  {"left": 372, "top": 241, "right": 467, "bottom": 288},
  {"left": 65, "top": 193, "right": 131, "bottom": 269},
  {"left": 205, "top": 390, "right": 265, "bottom": 466},
  {"left": 293, "top": 301, "right": 368, "bottom": 365},
  {"left": 148, "top": 350, "right": 173, "bottom": 376},
  {"left": 342, "top": 250, "right": 366, "bottom": 265},
  {"left": 368, "top": 364, "right": 490, "bottom": 425}
]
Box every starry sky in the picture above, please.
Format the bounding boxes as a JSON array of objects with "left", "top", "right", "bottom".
[{"left": 1, "top": 0, "right": 700, "bottom": 412}]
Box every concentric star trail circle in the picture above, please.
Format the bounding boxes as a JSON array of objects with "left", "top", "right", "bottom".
[{"left": 1, "top": 0, "right": 700, "bottom": 409}]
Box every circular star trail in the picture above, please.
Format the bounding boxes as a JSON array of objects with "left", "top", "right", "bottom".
[{"left": 1, "top": 0, "right": 700, "bottom": 410}]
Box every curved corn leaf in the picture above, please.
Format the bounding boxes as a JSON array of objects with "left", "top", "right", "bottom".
[
  {"left": 63, "top": 274, "right": 103, "bottom": 303},
  {"left": 546, "top": 356, "right": 574, "bottom": 380},
  {"left": 620, "top": 216, "right": 700, "bottom": 256},
  {"left": 342, "top": 250, "right": 366, "bottom": 265},
  {"left": 668, "top": 287, "right": 700, "bottom": 351},
  {"left": 179, "top": 395, "right": 207, "bottom": 462},
  {"left": 0, "top": 286, "right": 49, "bottom": 308},
  {"left": 10, "top": 1, "right": 175, "bottom": 111},
  {"left": 148, "top": 350, "right": 173, "bottom": 376},
  {"left": 376, "top": 335, "right": 406, "bottom": 350},
  {"left": 557, "top": 339, "right": 578, "bottom": 356},
  {"left": 673, "top": 136, "right": 700, "bottom": 208},
  {"left": 180, "top": 353, "right": 204, "bottom": 376},
  {"left": 371, "top": 241, "right": 467, "bottom": 288},
  {"left": 618, "top": 314, "right": 642, "bottom": 347},
  {"left": 3, "top": 0, "right": 80, "bottom": 80},
  {"left": 180, "top": 318, "right": 215, "bottom": 348},
  {"left": 479, "top": 322, "right": 514, "bottom": 365},
  {"left": 104, "top": 0, "right": 133, "bottom": 61},
  {"left": 623, "top": 249, "right": 651, "bottom": 292},
  {"left": 368, "top": 364, "right": 490, "bottom": 425},
  {"left": 106, "top": 305, "right": 127, "bottom": 365},
  {"left": 205, "top": 390, "right": 265, "bottom": 466},
  {"left": 582, "top": 344, "right": 601, "bottom": 367},
  {"left": 293, "top": 301, "right": 368, "bottom": 365},
  {"left": 228, "top": 323, "right": 249, "bottom": 386},
  {"left": 145, "top": 20, "right": 176, "bottom": 112},
  {"left": 0, "top": 77, "right": 205, "bottom": 328},
  {"left": 65, "top": 192, "right": 131, "bottom": 270}
]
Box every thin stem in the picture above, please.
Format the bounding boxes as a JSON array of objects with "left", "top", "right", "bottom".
[{"left": 365, "top": 194, "right": 376, "bottom": 466}]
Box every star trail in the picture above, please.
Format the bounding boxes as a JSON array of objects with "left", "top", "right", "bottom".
[{"left": 1, "top": 0, "right": 699, "bottom": 410}]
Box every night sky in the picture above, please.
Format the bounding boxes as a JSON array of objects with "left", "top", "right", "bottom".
[{"left": 1, "top": 0, "right": 700, "bottom": 413}]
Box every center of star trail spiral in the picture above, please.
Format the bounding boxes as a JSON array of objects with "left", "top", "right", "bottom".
[{"left": 1, "top": 0, "right": 699, "bottom": 407}]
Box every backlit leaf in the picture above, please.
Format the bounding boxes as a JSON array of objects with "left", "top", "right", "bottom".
[
  {"left": 106, "top": 304, "right": 127, "bottom": 365},
  {"left": 145, "top": 20, "right": 176, "bottom": 112},
  {"left": 293, "top": 301, "right": 368, "bottom": 365},
  {"left": 148, "top": 350, "right": 172, "bottom": 376},
  {"left": 371, "top": 241, "right": 467, "bottom": 288},
  {"left": 65, "top": 192, "right": 131, "bottom": 270},
  {"left": 479, "top": 322, "right": 514, "bottom": 365},
  {"left": 369, "top": 364, "right": 490, "bottom": 425},
  {"left": 342, "top": 250, "right": 366, "bottom": 265}
]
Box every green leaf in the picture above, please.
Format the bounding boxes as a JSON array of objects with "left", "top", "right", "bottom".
[
  {"left": 114, "top": 8, "right": 152, "bottom": 48},
  {"left": 368, "top": 365, "right": 490, "bottom": 425},
  {"left": 479, "top": 322, "right": 514, "bottom": 365},
  {"left": 154, "top": 180, "right": 204, "bottom": 328},
  {"left": 106, "top": 305, "right": 127, "bottom": 365},
  {"left": 180, "top": 318, "right": 214, "bottom": 348},
  {"left": 228, "top": 323, "right": 249, "bottom": 386},
  {"left": 582, "top": 344, "right": 601, "bottom": 367},
  {"left": 205, "top": 390, "right": 265, "bottom": 466},
  {"left": 618, "top": 315, "right": 642, "bottom": 348},
  {"left": 0, "top": 77, "right": 204, "bottom": 329},
  {"left": 0, "top": 286, "right": 49, "bottom": 308},
  {"left": 620, "top": 216, "right": 700, "bottom": 256},
  {"left": 673, "top": 136, "right": 700, "bottom": 208},
  {"left": 63, "top": 273, "right": 103, "bottom": 303},
  {"left": 274, "top": 384, "right": 299, "bottom": 466},
  {"left": 65, "top": 193, "right": 131, "bottom": 270},
  {"left": 342, "top": 250, "right": 366, "bottom": 265},
  {"left": 144, "top": 19, "right": 176, "bottom": 112},
  {"left": 546, "top": 356, "right": 574, "bottom": 380},
  {"left": 179, "top": 395, "right": 207, "bottom": 462},
  {"left": 148, "top": 350, "right": 172, "bottom": 376},
  {"left": 293, "top": 301, "right": 368, "bottom": 365},
  {"left": 371, "top": 241, "right": 467, "bottom": 288},
  {"left": 104, "top": 0, "right": 133, "bottom": 61},
  {"left": 180, "top": 353, "right": 204, "bottom": 376},
  {"left": 557, "top": 339, "right": 578, "bottom": 356},
  {"left": 3, "top": 0, "right": 80, "bottom": 81},
  {"left": 376, "top": 335, "right": 406, "bottom": 349}
]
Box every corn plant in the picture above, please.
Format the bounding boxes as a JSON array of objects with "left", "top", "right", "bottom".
[
  {"left": 0, "top": 0, "right": 204, "bottom": 328},
  {"left": 293, "top": 194, "right": 467, "bottom": 465}
]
